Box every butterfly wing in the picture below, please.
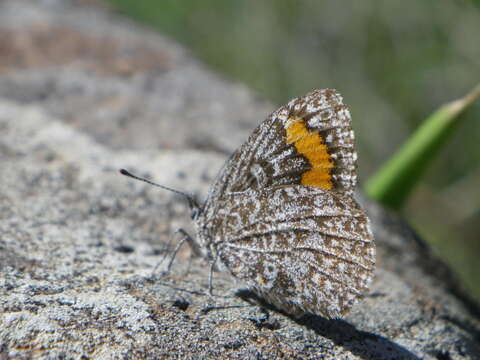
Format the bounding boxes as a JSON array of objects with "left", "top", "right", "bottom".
[
  {"left": 212, "top": 185, "right": 375, "bottom": 318},
  {"left": 204, "top": 89, "right": 357, "bottom": 218},
  {"left": 196, "top": 89, "right": 374, "bottom": 317}
]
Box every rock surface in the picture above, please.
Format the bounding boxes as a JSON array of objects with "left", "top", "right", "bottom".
[{"left": 1, "top": 1, "right": 479, "bottom": 359}]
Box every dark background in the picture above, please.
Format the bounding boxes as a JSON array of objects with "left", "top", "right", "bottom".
[{"left": 105, "top": 0, "right": 480, "bottom": 300}]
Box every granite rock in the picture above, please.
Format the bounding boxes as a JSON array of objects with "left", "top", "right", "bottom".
[{"left": 1, "top": 1, "right": 479, "bottom": 359}]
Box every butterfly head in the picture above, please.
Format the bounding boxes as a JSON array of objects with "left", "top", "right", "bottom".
[{"left": 187, "top": 195, "right": 201, "bottom": 221}]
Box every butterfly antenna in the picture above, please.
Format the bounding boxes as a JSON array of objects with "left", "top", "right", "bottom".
[{"left": 119, "top": 169, "right": 197, "bottom": 207}]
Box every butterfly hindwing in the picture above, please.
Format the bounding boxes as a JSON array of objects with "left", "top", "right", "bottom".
[{"left": 212, "top": 185, "right": 375, "bottom": 318}]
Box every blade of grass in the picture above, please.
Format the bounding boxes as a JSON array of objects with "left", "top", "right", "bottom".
[{"left": 364, "top": 83, "right": 480, "bottom": 209}]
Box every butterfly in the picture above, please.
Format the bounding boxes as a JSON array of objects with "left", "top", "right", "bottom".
[{"left": 121, "top": 89, "right": 375, "bottom": 318}]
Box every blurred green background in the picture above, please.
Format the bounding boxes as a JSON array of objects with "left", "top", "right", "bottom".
[{"left": 105, "top": 0, "right": 480, "bottom": 300}]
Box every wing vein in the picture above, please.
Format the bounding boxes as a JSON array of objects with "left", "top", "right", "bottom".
[
  {"left": 221, "top": 244, "right": 364, "bottom": 292},
  {"left": 224, "top": 224, "right": 371, "bottom": 244}
]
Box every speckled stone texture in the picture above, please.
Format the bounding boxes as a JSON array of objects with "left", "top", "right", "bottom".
[{"left": 1, "top": 1, "right": 479, "bottom": 359}]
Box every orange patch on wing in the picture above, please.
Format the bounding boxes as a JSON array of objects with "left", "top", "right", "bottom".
[{"left": 286, "top": 119, "right": 334, "bottom": 189}]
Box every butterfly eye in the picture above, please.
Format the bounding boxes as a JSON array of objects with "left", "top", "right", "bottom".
[
  {"left": 190, "top": 208, "right": 199, "bottom": 220},
  {"left": 189, "top": 201, "right": 202, "bottom": 220}
]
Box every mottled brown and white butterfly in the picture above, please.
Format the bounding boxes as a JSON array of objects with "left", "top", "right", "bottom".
[{"left": 121, "top": 89, "right": 375, "bottom": 318}]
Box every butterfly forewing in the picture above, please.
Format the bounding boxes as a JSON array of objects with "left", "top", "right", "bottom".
[{"left": 203, "top": 89, "right": 357, "bottom": 214}]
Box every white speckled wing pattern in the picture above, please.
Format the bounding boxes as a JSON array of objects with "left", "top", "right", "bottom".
[
  {"left": 213, "top": 187, "right": 374, "bottom": 318},
  {"left": 194, "top": 89, "right": 375, "bottom": 318},
  {"left": 203, "top": 89, "right": 357, "bottom": 211}
]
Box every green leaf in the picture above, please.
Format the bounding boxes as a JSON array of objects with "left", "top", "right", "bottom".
[{"left": 364, "top": 84, "right": 480, "bottom": 209}]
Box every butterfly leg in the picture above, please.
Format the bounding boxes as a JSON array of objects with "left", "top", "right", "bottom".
[
  {"left": 207, "top": 256, "right": 219, "bottom": 296},
  {"left": 151, "top": 228, "right": 192, "bottom": 276},
  {"left": 208, "top": 260, "right": 214, "bottom": 296},
  {"left": 166, "top": 230, "right": 191, "bottom": 272}
]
